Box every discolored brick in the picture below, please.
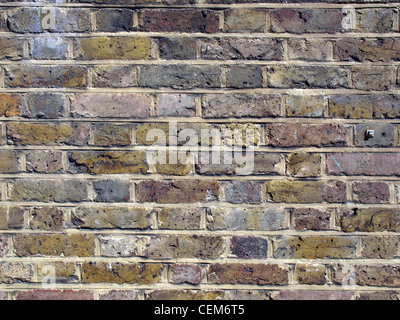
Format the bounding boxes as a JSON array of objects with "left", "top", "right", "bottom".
[
  {"left": 208, "top": 263, "right": 288, "bottom": 285},
  {"left": 13, "top": 234, "right": 95, "bottom": 257},
  {"left": 76, "top": 37, "right": 152, "bottom": 60}
]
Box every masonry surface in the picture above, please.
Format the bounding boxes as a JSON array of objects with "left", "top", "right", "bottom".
[{"left": 0, "top": 0, "right": 400, "bottom": 301}]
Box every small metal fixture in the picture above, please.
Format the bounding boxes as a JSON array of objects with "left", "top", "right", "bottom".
[{"left": 365, "top": 130, "right": 375, "bottom": 140}]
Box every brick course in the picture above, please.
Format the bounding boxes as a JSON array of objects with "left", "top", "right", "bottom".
[{"left": 0, "top": 0, "right": 399, "bottom": 301}]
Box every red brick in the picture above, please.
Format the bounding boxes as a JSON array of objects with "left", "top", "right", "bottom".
[
  {"left": 353, "top": 182, "right": 390, "bottom": 204},
  {"left": 265, "top": 123, "right": 348, "bottom": 147},
  {"left": 208, "top": 263, "right": 288, "bottom": 285},
  {"left": 140, "top": 9, "right": 219, "bottom": 33},
  {"left": 137, "top": 180, "right": 220, "bottom": 203}
]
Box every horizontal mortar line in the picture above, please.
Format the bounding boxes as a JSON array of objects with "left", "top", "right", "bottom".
[
  {"left": 2, "top": 229, "right": 400, "bottom": 237},
  {"left": 0, "top": 173, "right": 400, "bottom": 180},
  {"left": 1, "top": 2, "right": 400, "bottom": 9},
  {"left": 0, "top": 202, "right": 398, "bottom": 209},
  {"left": 0, "top": 283, "right": 398, "bottom": 292},
  {"left": 2, "top": 145, "right": 400, "bottom": 153},
  {"left": 2, "top": 88, "right": 400, "bottom": 94},
  {"left": 1, "top": 256, "right": 400, "bottom": 265},
  {"left": 1, "top": 31, "right": 400, "bottom": 38},
  {"left": 2, "top": 60, "right": 400, "bottom": 66},
  {"left": 2, "top": 117, "right": 400, "bottom": 125}
]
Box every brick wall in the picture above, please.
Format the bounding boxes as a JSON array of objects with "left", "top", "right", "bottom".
[{"left": 0, "top": 0, "right": 400, "bottom": 301}]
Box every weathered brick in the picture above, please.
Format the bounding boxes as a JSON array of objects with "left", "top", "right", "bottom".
[
  {"left": 93, "top": 179, "right": 131, "bottom": 202},
  {"left": 352, "top": 66, "right": 394, "bottom": 91},
  {"left": 272, "top": 290, "right": 353, "bottom": 300},
  {"left": 208, "top": 263, "right": 288, "bottom": 285},
  {"left": 201, "top": 38, "right": 283, "bottom": 60},
  {"left": 202, "top": 94, "right": 281, "bottom": 118},
  {"left": 339, "top": 207, "right": 400, "bottom": 232},
  {"left": 5, "top": 65, "right": 87, "bottom": 88},
  {"left": 99, "top": 291, "right": 139, "bottom": 300},
  {"left": 169, "top": 264, "right": 202, "bottom": 285},
  {"left": 70, "top": 93, "right": 151, "bottom": 118},
  {"left": 353, "top": 181, "right": 390, "bottom": 204},
  {"left": 138, "top": 65, "right": 221, "bottom": 89},
  {"left": 361, "top": 236, "right": 400, "bottom": 259},
  {"left": 226, "top": 65, "right": 263, "bottom": 88},
  {"left": 154, "top": 151, "right": 191, "bottom": 176},
  {"left": 0, "top": 262, "right": 33, "bottom": 284},
  {"left": 294, "top": 263, "right": 327, "bottom": 285},
  {"left": 96, "top": 9, "right": 134, "bottom": 32},
  {"left": 156, "top": 94, "right": 196, "bottom": 117},
  {"left": 72, "top": 206, "right": 153, "bottom": 229},
  {"left": 92, "top": 66, "right": 136, "bottom": 88},
  {"left": 0, "top": 208, "right": 7, "bottom": 229},
  {"left": 7, "top": 123, "right": 90, "bottom": 146},
  {"left": 230, "top": 236, "right": 268, "bottom": 259},
  {"left": 265, "top": 181, "right": 319, "bottom": 203},
  {"left": 354, "top": 123, "right": 395, "bottom": 147},
  {"left": 13, "top": 234, "right": 94, "bottom": 257},
  {"left": 356, "top": 292, "right": 396, "bottom": 300},
  {"left": 286, "top": 153, "right": 321, "bottom": 177},
  {"left": 0, "top": 235, "right": 9, "bottom": 257},
  {"left": 24, "top": 93, "right": 65, "bottom": 119},
  {"left": 229, "top": 291, "right": 270, "bottom": 300},
  {"left": 329, "top": 95, "right": 400, "bottom": 119},
  {"left": 224, "top": 9, "right": 266, "bottom": 33},
  {"left": 37, "top": 261, "right": 78, "bottom": 283},
  {"left": 81, "top": 262, "right": 163, "bottom": 284},
  {"left": 76, "top": 37, "right": 152, "bottom": 60},
  {"left": 0, "top": 38, "right": 24, "bottom": 60},
  {"left": 140, "top": 9, "right": 219, "bottom": 33},
  {"left": 285, "top": 95, "right": 325, "bottom": 117},
  {"left": 7, "top": 8, "right": 41, "bottom": 33},
  {"left": 159, "top": 38, "right": 197, "bottom": 60},
  {"left": 250, "top": 152, "right": 283, "bottom": 175},
  {"left": 292, "top": 208, "right": 331, "bottom": 231},
  {"left": 267, "top": 66, "right": 349, "bottom": 88},
  {"left": 99, "top": 235, "right": 137, "bottom": 257},
  {"left": 327, "top": 153, "right": 400, "bottom": 176},
  {"left": 332, "top": 265, "right": 400, "bottom": 288},
  {"left": 15, "top": 290, "right": 93, "bottom": 300},
  {"left": 0, "top": 150, "right": 21, "bottom": 173},
  {"left": 158, "top": 208, "right": 201, "bottom": 230},
  {"left": 68, "top": 151, "right": 147, "bottom": 174},
  {"left": 137, "top": 180, "right": 219, "bottom": 203},
  {"left": 8, "top": 8, "right": 87, "bottom": 34},
  {"left": 6, "top": 207, "right": 24, "bottom": 229},
  {"left": 324, "top": 180, "right": 347, "bottom": 203},
  {"left": 273, "top": 236, "right": 357, "bottom": 259},
  {"left": 206, "top": 207, "right": 287, "bottom": 231},
  {"left": 334, "top": 38, "right": 400, "bottom": 62},
  {"left": 26, "top": 150, "right": 63, "bottom": 173},
  {"left": 270, "top": 9, "right": 343, "bottom": 33},
  {"left": 224, "top": 181, "right": 262, "bottom": 203},
  {"left": 31, "top": 37, "right": 69, "bottom": 60},
  {"left": 265, "top": 123, "right": 348, "bottom": 147},
  {"left": 288, "top": 39, "right": 330, "bottom": 61},
  {"left": 0, "top": 93, "right": 21, "bottom": 117},
  {"left": 91, "top": 124, "right": 132, "bottom": 147},
  {"left": 140, "top": 235, "right": 224, "bottom": 259},
  {"left": 52, "top": 9, "right": 91, "bottom": 33},
  {"left": 356, "top": 8, "right": 395, "bottom": 33},
  {"left": 146, "top": 290, "right": 224, "bottom": 300},
  {"left": 30, "top": 207, "right": 65, "bottom": 231},
  {"left": 9, "top": 179, "right": 89, "bottom": 202}
]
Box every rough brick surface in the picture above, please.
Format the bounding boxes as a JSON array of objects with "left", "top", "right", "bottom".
[{"left": 1, "top": 0, "right": 398, "bottom": 301}]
